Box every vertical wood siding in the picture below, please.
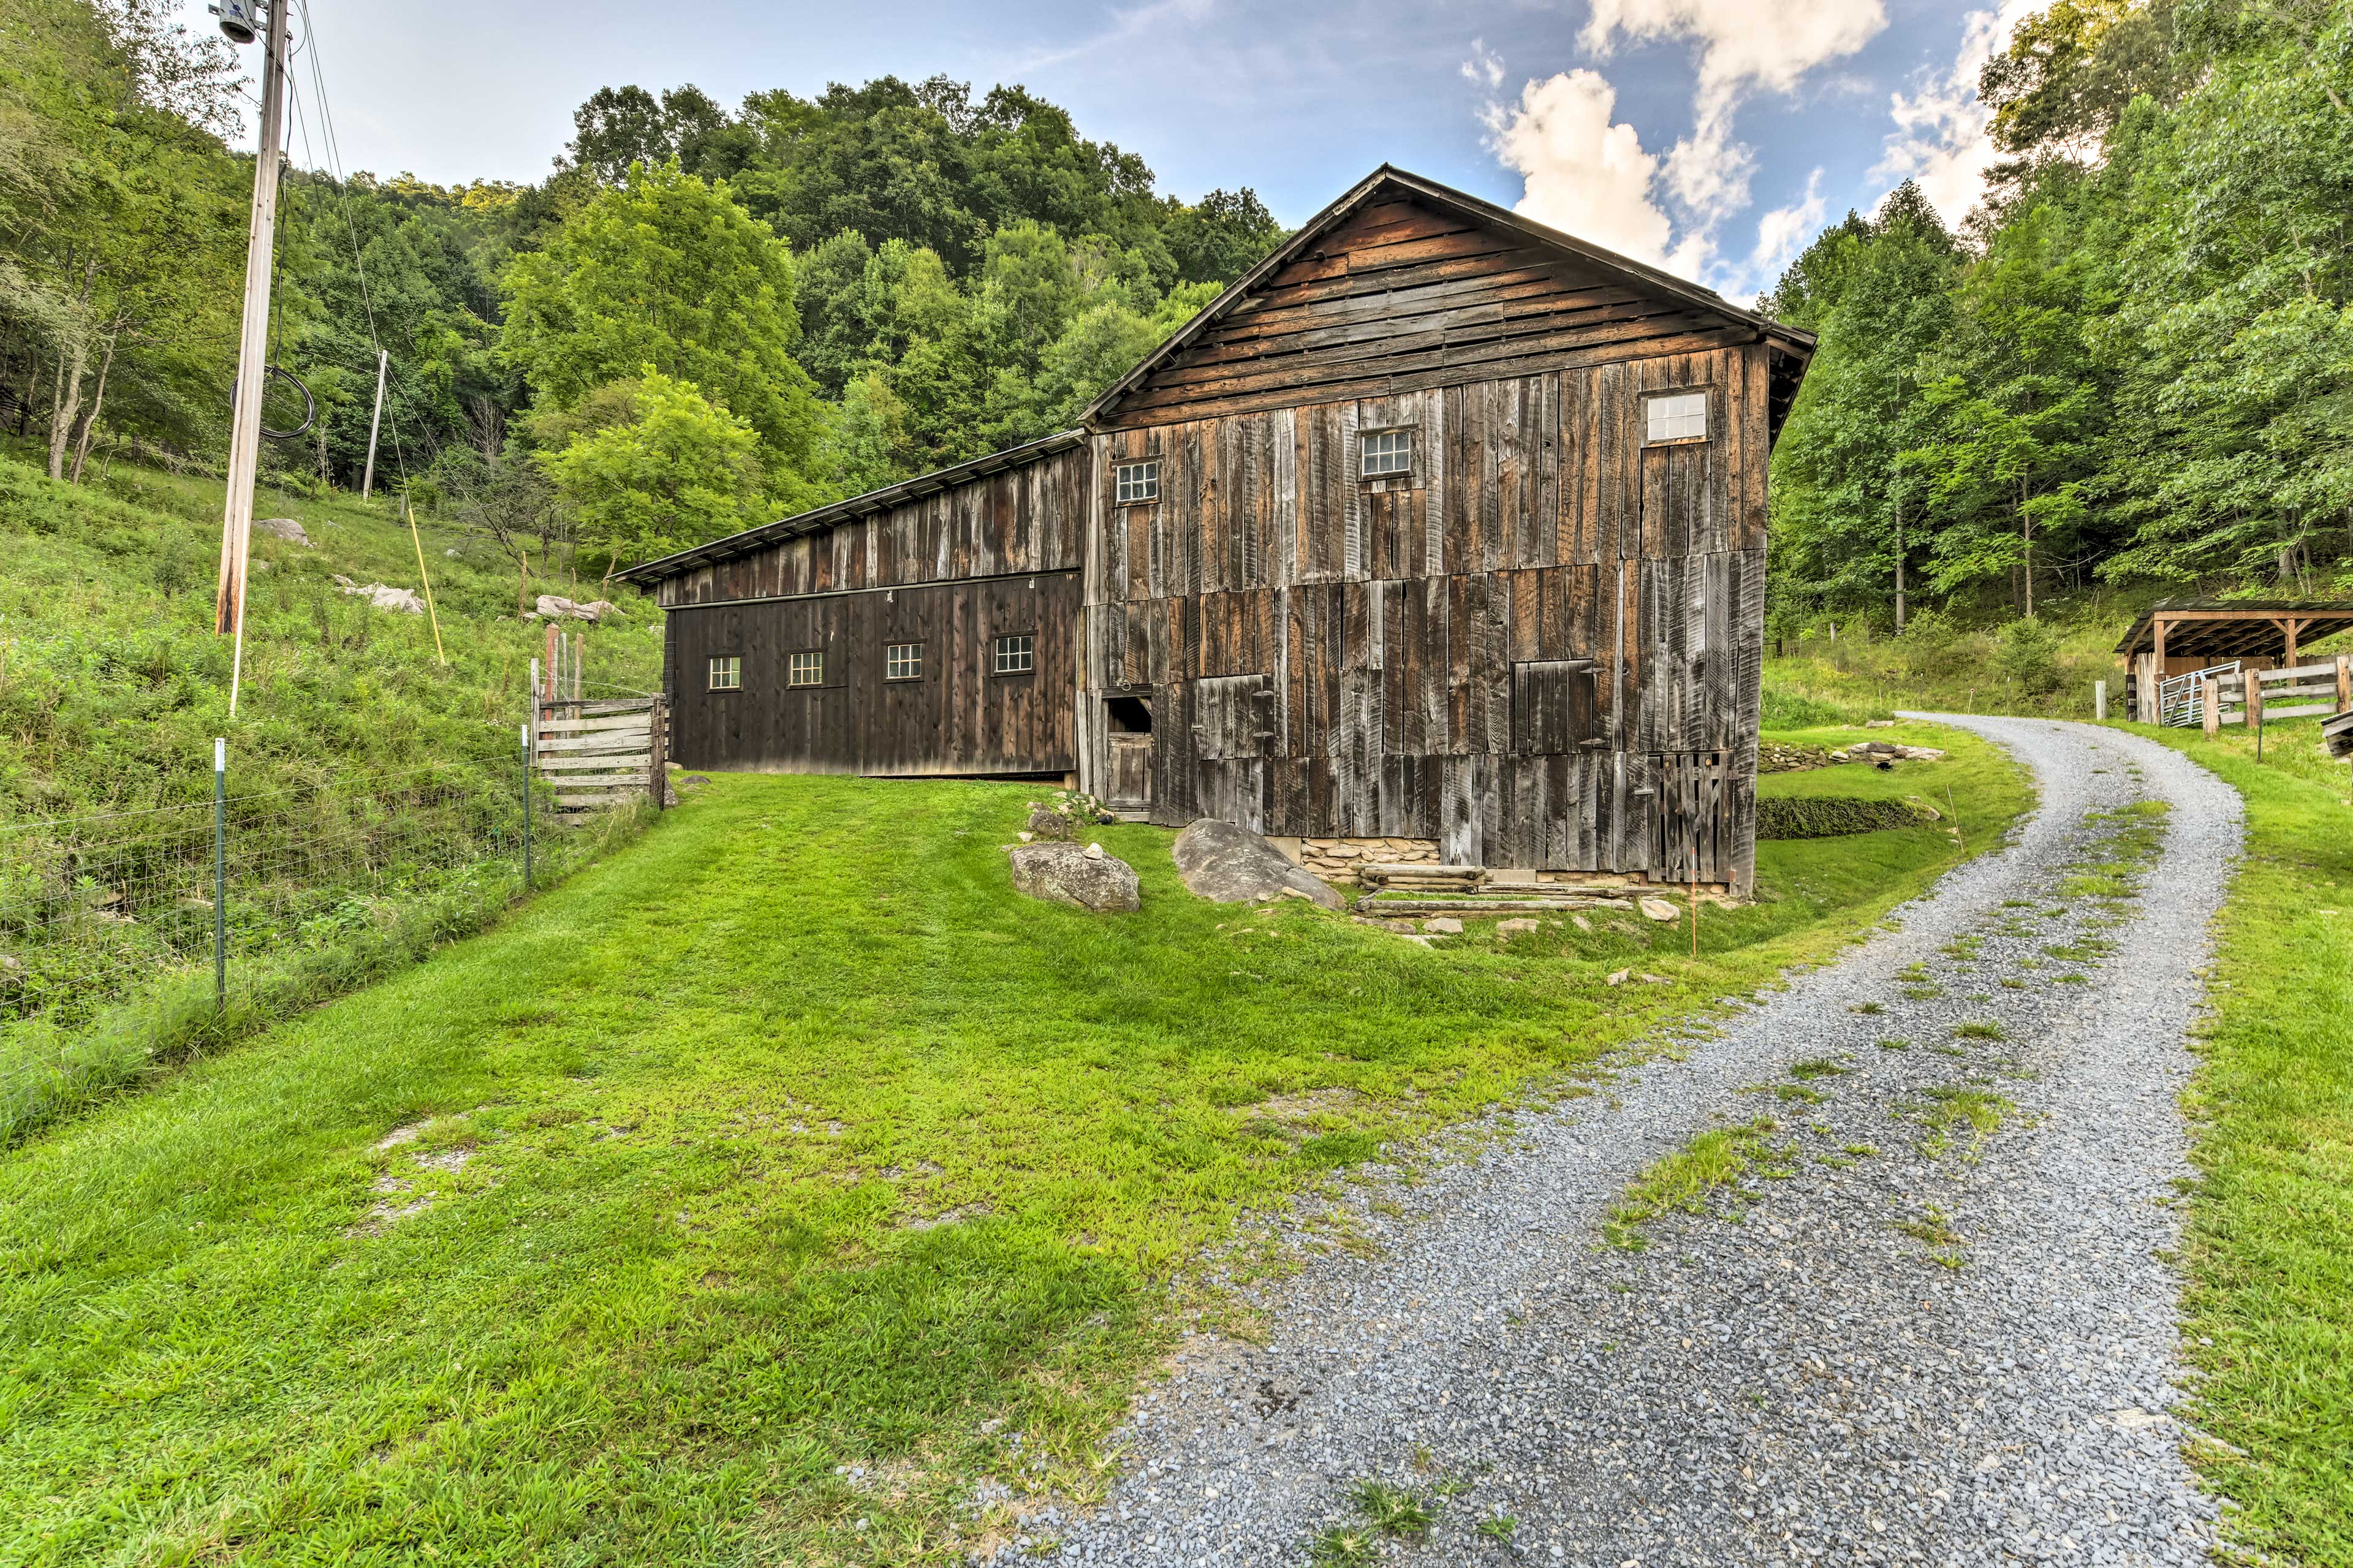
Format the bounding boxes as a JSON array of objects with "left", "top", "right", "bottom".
[{"left": 1082, "top": 338, "right": 1772, "bottom": 891}]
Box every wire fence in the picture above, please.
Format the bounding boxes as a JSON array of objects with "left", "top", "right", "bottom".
[{"left": 0, "top": 739, "right": 634, "bottom": 1144}]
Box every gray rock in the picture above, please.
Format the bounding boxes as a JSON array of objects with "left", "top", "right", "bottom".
[
  {"left": 1496, "top": 918, "right": 1540, "bottom": 934},
  {"left": 1638, "top": 896, "right": 1681, "bottom": 922},
  {"left": 1171, "top": 819, "right": 1344, "bottom": 910},
  {"left": 1420, "top": 916, "right": 1463, "bottom": 934},
  {"left": 252, "top": 516, "right": 309, "bottom": 546},
  {"left": 331, "top": 575, "right": 424, "bottom": 615},
  {"left": 1026, "top": 805, "right": 1072, "bottom": 841},
  {"left": 1007, "top": 843, "right": 1140, "bottom": 913},
  {"left": 532, "top": 594, "right": 622, "bottom": 623}
]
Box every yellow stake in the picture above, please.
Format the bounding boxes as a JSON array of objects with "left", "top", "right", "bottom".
[{"left": 404, "top": 496, "right": 447, "bottom": 665}]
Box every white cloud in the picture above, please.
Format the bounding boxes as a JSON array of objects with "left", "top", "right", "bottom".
[
  {"left": 1749, "top": 168, "right": 1827, "bottom": 275},
  {"left": 1460, "top": 38, "right": 1504, "bottom": 90},
  {"left": 1483, "top": 69, "right": 1678, "bottom": 269},
  {"left": 1871, "top": 0, "right": 2040, "bottom": 225}
]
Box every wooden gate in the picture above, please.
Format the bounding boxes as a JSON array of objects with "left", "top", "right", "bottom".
[{"left": 532, "top": 697, "right": 668, "bottom": 815}]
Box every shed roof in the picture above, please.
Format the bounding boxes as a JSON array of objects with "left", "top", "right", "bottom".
[
  {"left": 613, "top": 428, "right": 1084, "bottom": 585},
  {"left": 2114, "top": 599, "right": 2353, "bottom": 660}
]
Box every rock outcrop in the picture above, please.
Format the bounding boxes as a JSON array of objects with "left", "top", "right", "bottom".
[{"left": 1171, "top": 819, "right": 1345, "bottom": 910}]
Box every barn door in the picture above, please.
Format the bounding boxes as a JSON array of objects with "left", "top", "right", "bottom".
[
  {"left": 1102, "top": 694, "right": 1155, "bottom": 812},
  {"left": 1191, "top": 673, "right": 1271, "bottom": 833}
]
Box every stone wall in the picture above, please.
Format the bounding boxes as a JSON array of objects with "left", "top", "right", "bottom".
[{"left": 1281, "top": 837, "right": 1440, "bottom": 884}]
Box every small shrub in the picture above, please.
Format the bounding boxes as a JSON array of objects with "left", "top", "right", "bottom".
[
  {"left": 1992, "top": 616, "right": 2064, "bottom": 696},
  {"left": 1757, "top": 797, "right": 1928, "bottom": 839}
]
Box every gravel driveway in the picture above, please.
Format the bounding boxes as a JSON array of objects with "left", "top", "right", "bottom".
[{"left": 1053, "top": 716, "right": 2241, "bottom": 1567}]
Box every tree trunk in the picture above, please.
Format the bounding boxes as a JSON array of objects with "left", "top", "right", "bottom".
[
  {"left": 47, "top": 338, "right": 85, "bottom": 482},
  {"left": 1893, "top": 494, "right": 1906, "bottom": 634},
  {"left": 47, "top": 259, "right": 99, "bottom": 482},
  {"left": 2020, "top": 475, "right": 2034, "bottom": 621},
  {"left": 67, "top": 328, "right": 121, "bottom": 485}
]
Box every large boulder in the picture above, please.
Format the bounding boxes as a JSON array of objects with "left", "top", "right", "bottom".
[
  {"left": 1171, "top": 819, "right": 1345, "bottom": 910},
  {"left": 253, "top": 516, "right": 310, "bottom": 546},
  {"left": 1007, "top": 842, "right": 1140, "bottom": 913},
  {"left": 532, "top": 595, "right": 623, "bottom": 623}
]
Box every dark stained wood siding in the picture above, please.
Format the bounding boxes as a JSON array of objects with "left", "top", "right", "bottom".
[
  {"left": 669, "top": 572, "right": 1078, "bottom": 777},
  {"left": 1082, "top": 334, "right": 1772, "bottom": 892},
  {"left": 651, "top": 445, "right": 1089, "bottom": 610},
  {"left": 1105, "top": 197, "right": 1765, "bottom": 428}
]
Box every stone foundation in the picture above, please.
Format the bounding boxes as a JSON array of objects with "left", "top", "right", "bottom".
[
  {"left": 1265, "top": 836, "right": 1737, "bottom": 900},
  {"left": 1267, "top": 836, "right": 1439, "bottom": 884}
]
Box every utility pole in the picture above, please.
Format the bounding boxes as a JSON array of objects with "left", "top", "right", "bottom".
[
  {"left": 360, "top": 347, "right": 388, "bottom": 499},
  {"left": 213, "top": 0, "right": 290, "bottom": 718}
]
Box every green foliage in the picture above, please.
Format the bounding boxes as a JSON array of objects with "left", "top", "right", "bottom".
[
  {"left": 1768, "top": 0, "right": 2353, "bottom": 629},
  {"left": 502, "top": 160, "right": 825, "bottom": 512},
  {"left": 539, "top": 371, "right": 767, "bottom": 569},
  {"left": 1756, "top": 796, "right": 1930, "bottom": 839},
  {"left": 1991, "top": 615, "right": 2065, "bottom": 694}
]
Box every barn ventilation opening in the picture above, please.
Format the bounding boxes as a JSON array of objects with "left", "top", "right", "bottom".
[{"left": 1106, "top": 695, "right": 1153, "bottom": 734}]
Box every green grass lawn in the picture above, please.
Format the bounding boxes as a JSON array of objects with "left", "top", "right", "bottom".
[
  {"left": 2132, "top": 718, "right": 2353, "bottom": 1567},
  {"left": 0, "top": 726, "right": 2025, "bottom": 1565}
]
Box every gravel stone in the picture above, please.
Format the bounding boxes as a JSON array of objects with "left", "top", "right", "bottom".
[{"left": 1051, "top": 717, "right": 2238, "bottom": 1566}]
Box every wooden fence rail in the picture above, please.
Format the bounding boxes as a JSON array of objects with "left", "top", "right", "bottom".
[
  {"left": 532, "top": 696, "right": 668, "bottom": 814},
  {"left": 2199, "top": 656, "right": 2353, "bottom": 734}
]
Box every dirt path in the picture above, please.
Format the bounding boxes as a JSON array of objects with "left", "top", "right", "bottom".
[{"left": 1059, "top": 718, "right": 2240, "bottom": 1567}]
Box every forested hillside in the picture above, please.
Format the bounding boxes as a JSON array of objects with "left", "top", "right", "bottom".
[
  {"left": 1, "top": 1, "right": 1283, "bottom": 575},
  {"left": 7, "top": 0, "right": 2351, "bottom": 629},
  {"left": 1764, "top": 0, "right": 2353, "bottom": 636}
]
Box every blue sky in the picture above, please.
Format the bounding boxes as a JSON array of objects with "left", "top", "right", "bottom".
[{"left": 215, "top": 0, "right": 2032, "bottom": 299}]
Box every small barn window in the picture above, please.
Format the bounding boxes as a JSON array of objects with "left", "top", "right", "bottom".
[
  {"left": 1645, "top": 391, "right": 1709, "bottom": 444},
  {"left": 1115, "top": 460, "right": 1159, "bottom": 504},
  {"left": 707, "top": 656, "right": 741, "bottom": 692},
  {"left": 1361, "top": 428, "right": 1414, "bottom": 478},
  {"left": 1512, "top": 659, "right": 1599, "bottom": 754},
  {"left": 789, "top": 651, "right": 824, "bottom": 687},
  {"left": 993, "top": 634, "right": 1035, "bottom": 675},
  {"left": 885, "top": 642, "right": 922, "bottom": 681}
]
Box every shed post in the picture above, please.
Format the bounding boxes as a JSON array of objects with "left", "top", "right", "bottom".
[
  {"left": 2337, "top": 653, "right": 2350, "bottom": 712},
  {"left": 2249, "top": 670, "right": 2265, "bottom": 759},
  {"left": 2201, "top": 678, "right": 2219, "bottom": 738}
]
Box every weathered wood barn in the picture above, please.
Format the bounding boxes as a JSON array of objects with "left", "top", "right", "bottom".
[{"left": 618, "top": 167, "right": 1815, "bottom": 895}]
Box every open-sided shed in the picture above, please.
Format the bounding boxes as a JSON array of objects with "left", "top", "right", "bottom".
[{"left": 2117, "top": 599, "right": 2353, "bottom": 721}]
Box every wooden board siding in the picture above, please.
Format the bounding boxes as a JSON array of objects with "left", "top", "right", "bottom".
[
  {"left": 1082, "top": 339, "right": 1773, "bottom": 891},
  {"left": 1102, "top": 197, "right": 1763, "bottom": 428},
  {"left": 668, "top": 573, "right": 1078, "bottom": 777},
  {"left": 651, "top": 445, "right": 1089, "bottom": 610}
]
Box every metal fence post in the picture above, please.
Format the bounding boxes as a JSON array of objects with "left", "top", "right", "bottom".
[
  {"left": 520, "top": 722, "right": 534, "bottom": 892},
  {"left": 213, "top": 737, "right": 227, "bottom": 1013}
]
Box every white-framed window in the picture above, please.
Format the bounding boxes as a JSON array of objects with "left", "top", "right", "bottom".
[
  {"left": 1115, "top": 460, "right": 1159, "bottom": 505},
  {"left": 885, "top": 642, "right": 922, "bottom": 681},
  {"left": 1361, "top": 428, "right": 1414, "bottom": 478},
  {"left": 993, "top": 634, "right": 1035, "bottom": 676},
  {"left": 788, "top": 651, "right": 824, "bottom": 687},
  {"left": 707, "top": 655, "right": 741, "bottom": 691},
  {"left": 1645, "top": 390, "right": 1710, "bottom": 444}
]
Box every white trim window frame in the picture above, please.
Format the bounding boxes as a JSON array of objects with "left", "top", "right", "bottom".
[
  {"left": 884, "top": 642, "right": 922, "bottom": 681},
  {"left": 787, "top": 650, "right": 825, "bottom": 688},
  {"left": 1360, "top": 427, "right": 1414, "bottom": 479},
  {"left": 707, "top": 654, "right": 741, "bottom": 692},
  {"left": 1115, "top": 459, "right": 1159, "bottom": 506},
  {"left": 1643, "top": 390, "right": 1710, "bottom": 445}
]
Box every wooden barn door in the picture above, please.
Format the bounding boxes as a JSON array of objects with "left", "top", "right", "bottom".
[{"left": 1191, "top": 673, "right": 1272, "bottom": 833}]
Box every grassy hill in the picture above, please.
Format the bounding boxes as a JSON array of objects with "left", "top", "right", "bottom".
[
  {"left": 0, "top": 447, "right": 661, "bottom": 823},
  {"left": 0, "top": 730, "right": 2028, "bottom": 1564}
]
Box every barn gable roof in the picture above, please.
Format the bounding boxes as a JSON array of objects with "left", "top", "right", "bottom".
[{"left": 1077, "top": 163, "right": 1816, "bottom": 430}]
